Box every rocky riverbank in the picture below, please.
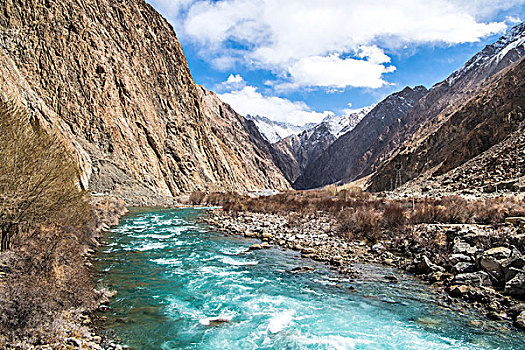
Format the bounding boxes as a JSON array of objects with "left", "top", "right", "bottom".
[{"left": 204, "top": 209, "right": 525, "bottom": 330}]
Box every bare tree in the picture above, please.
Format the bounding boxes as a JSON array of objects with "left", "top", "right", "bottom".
[{"left": 0, "top": 99, "right": 89, "bottom": 251}]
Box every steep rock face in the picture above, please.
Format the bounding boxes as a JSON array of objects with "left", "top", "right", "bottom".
[
  {"left": 294, "top": 86, "right": 427, "bottom": 189},
  {"left": 0, "top": 0, "right": 289, "bottom": 203},
  {"left": 272, "top": 123, "right": 336, "bottom": 182},
  {"left": 368, "top": 57, "right": 525, "bottom": 192},
  {"left": 394, "top": 123, "right": 525, "bottom": 197},
  {"left": 272, "top": 107, "right": 371, "bottom": 183}
]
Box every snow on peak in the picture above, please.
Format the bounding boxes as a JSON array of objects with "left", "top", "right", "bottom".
[
  {"left": 247, "top": 104, "right": 374, "bottom": 144},
  {"left": 246, "top": 115, "right": 313, "bottom": 143},
  {"left": 321, "top": 105, "right": 375, "bottom": 137},
  {"left": 446, "top": 22, "right": 525, "bottom": 86}
]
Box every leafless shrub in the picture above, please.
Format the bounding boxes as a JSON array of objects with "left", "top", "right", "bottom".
[
  {"left": 0, "top": 99, "right": 90, "bottom": 251},
  {"left": 383, "top": 202, "right": 406, "bottom": 230},
  {"left": 337, "top": 207, "right": 383, "bottom": 242},
  {"left": 0, "top": 99, "right": 94, "bottom": 345}
]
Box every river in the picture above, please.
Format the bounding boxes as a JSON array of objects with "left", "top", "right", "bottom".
[{"left": 95, "top": 208, "right": 524, "bottom": 349}]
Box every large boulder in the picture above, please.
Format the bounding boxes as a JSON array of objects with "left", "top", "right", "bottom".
[
  {"left": 505, "top": 272, "right": 525, "bottom": 299},
  {"left": 480, "top": 247, "right": 512, "bottom": 280},
  {"left": 448, "top": 285, "right": 470, "bottom": 298},
  {"left": 448, "top": 254, "right": 472, "bottom": 264},
  {"left": 502, "top": 249, "right": 525, "bottom": 282},
  {"left": 515, "top": 311, "right": 525, "bottom": 330},
  {"left": 412, "top": 256, "right": 444, "bottom": 274},
  {"left": 453, "top": 271, "right": 492, "bottom": 287}
]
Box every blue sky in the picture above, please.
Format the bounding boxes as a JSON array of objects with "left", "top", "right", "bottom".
[{"left": 148, "top": 0, "right": 525, "bottom": 126}]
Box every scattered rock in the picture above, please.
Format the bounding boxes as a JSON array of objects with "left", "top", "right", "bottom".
[
  {"left": 384, "top": 275, "right": 399, "bottom": 283},
  {"left": 449, "top": 285, "right": 470, "bottom": 297},
  {"left": 66, "top": 337, "right": 82, "bottom": 348},
  {"left": 412, "top": 255, "right": 444, "bottom": 274},
  {"left": 372, "top": 243, "right": 386, "bottom": 254},
  {"left": 92, "top": 336, "right": 102, "bottom": 344},
  {"left": 200, "top": 316, "right": 233, "bottom": 326},
  {"left": 261, "top": 232, "right": 273, "bottom": 240},
  {"left": 487, "top": 311, "right": 507, "bottom": 321},
  {"left": 480, "top": 247, "right": 512, "bottom": 280},
  {"left": 301, "top": 247, "right": 316, "bottom": 255},
  {"left": 99, "top": 305, "right": 112, "bottom": 312},
  {"left": 452, "top": 262, "right": 476, "bottom": 274},
  {"left": 416, "top": 317, "right": 442, "bottom": 327},
  {"left": 514, "top": 311, "right": 525, "bottom": 329},
  {"left": 452, "top": 241, "right": 478, "bottom": 255},
  {"left": 449, "top": 253, "right": 472, "bottom": 264},
  {"left": 244, "top": 231, "right": 258, "bottom": 238}
]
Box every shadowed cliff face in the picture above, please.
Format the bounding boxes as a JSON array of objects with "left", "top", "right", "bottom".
[{"left": 0, "top": 0, "right": 289, "bottom": 203}]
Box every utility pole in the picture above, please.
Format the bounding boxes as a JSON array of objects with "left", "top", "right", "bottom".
[{"left": 394, "top": 162, "right": 403, "bottom": 189}]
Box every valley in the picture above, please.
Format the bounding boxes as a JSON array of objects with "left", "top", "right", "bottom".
[{"left": 0, "top": 0, "right": 524, "bottom": 349}]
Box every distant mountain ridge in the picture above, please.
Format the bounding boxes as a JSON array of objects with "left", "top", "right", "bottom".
[
  {"left": 245, "top": 115, "right": 315, "bottom": 143},
  {"left": 294, "top": 86, "right": 427, "bottom": 189},
  {"left": 365, "top": 22, "right": 525, "bottom": 192},
  {"left": 271, "top": 106, "right": 373, "bottom": 182}
]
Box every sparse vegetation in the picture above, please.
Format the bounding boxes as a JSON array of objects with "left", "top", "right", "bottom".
[
  {"left": 190, "top": 189, "right": 525, "bottom": 244},
  {"left": 0, "top": 100, "right": 90, "bottom": 251},
  {"left": 0, "top": 99, "right": 108, "bottom": 346}
]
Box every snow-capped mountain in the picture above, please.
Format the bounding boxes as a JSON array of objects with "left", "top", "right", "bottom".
[
  {"left": 296, "top": 22, "right": 525, "bottom": 191},
  {"left": 271, "top": 106, "right": 373, "bottom": 182},
  {"left": 318, "top": 106, "right": 374, "bottom": 138},
  {"left": 294, "top": 86, "right": 427, "bottom": 189},
  {"left": 245, "top": 115, "right": 314, "bottom": 143}
]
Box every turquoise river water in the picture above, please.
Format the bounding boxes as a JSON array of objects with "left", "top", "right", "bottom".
[{"left": 95, "top": 208, "right": 525, "bottom": 349}]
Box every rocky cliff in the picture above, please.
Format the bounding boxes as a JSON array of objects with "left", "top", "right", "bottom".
[
  {"left": 361, "top": 23, "right": 525, "bottom": 190},
  {"left": 295, "top": 23, "right": 525, "bottom": 191},
  {"left": 0, "top": 0, "right": 289, "bottom": 204}
]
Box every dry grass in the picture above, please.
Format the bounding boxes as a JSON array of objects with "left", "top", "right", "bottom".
[{"left": 191, "top": 190, "right": 525, "bottom": 244}]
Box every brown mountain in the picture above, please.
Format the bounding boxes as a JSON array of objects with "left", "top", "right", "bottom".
[
  {"left": 272, "top": 107, "right": 371, "bottom": 183},
  {"left": 0, "top": 0, "right": 289, "bottom": 204},
  {"left": 294, "top": 86, "right": 428, "bottom": 189},
  {"left": 368, "top": 56, "right": 525, "bottom": 192}
]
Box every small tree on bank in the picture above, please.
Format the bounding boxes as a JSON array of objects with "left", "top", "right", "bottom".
[{"left": 0, "top": 99, "right": 89, "bottom": 251}]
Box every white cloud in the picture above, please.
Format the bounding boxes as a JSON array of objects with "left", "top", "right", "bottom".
[
  {"left": 216, "top": 73, "right": 246, "bottom": 91},
  {"left": 153, "top": 0, "right": 518, "bottom": 90},
  {"left": 286, "top": 53, "right": 396, "bottom": 89},
  {"left": 226, "top": 74, "right": 244, "bottom": 84},
  {"left": 219, "top": 86, "right": 333, "bottom": 125}
]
